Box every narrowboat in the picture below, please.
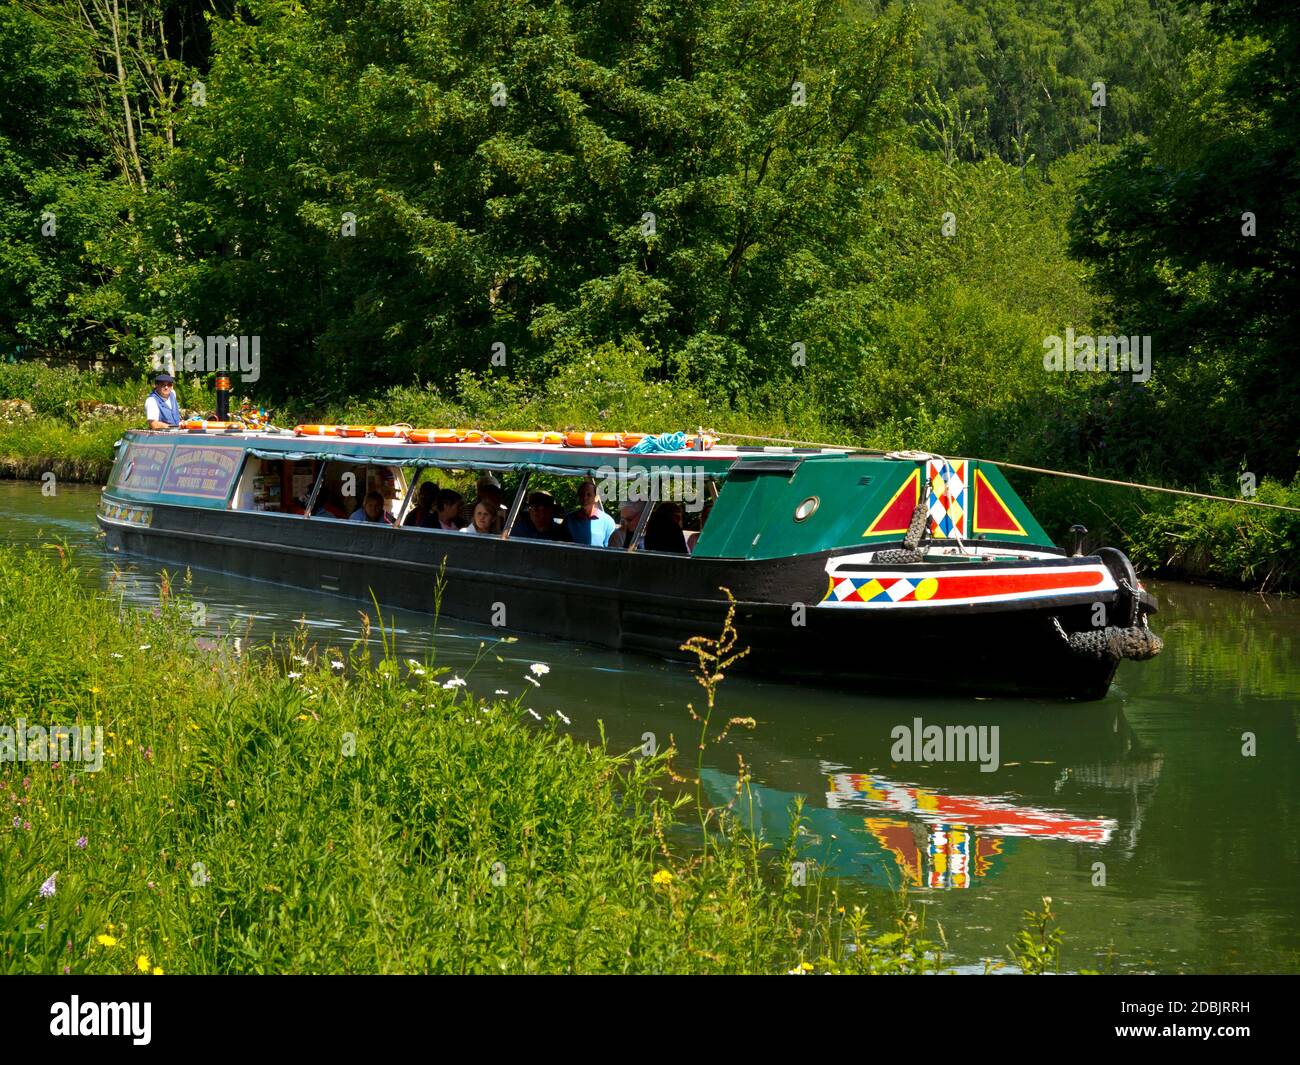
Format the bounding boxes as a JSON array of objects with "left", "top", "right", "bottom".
[{"left": 96, "top": 425, "right": 1161, "bottom": 700}]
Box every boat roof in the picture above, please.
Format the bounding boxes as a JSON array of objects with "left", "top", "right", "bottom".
[{"left": 121, "top": 428, "right": 870, "bottom": 472}]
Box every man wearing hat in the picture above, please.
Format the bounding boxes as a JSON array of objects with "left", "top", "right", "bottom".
[
  {"left": 511, "top": 490, "right": 572, "bottom": 541},
  {"left": 144, "top": 373, "right": 181, "bottom": 429}
]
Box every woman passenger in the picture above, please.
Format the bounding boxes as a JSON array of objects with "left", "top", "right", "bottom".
[
  {"left": 460, "top": 500, "right": 498, "bottom": 536},
  {"left": 435, "top": 488, "right": 465, "bottom": 530},
  {"left": 351, "top": 490, "right": 396, "bottom": 525}
]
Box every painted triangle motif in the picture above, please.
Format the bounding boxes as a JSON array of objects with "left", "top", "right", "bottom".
[
  {"left": 863, "top": 468, "right": 920, "bottom": 536},
  {"left": 973, "top": 469, "right": 1027, "bottom": 536}
]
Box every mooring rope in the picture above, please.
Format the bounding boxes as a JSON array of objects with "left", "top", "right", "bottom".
[{"left": 715, "top": 432, "right": 1300, "bottom": 514}]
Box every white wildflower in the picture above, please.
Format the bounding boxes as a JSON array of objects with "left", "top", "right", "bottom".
[
  {"left": 529, "top": 663, "right": 550, "bottom": 676},
  {"left": 554, "top": 711, "right": 571, "bottom": 725},
  {"left": 442, "top": 676, "right": 466, "bottom": 690}
]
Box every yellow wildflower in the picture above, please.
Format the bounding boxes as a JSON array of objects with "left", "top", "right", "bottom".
[
  {"left": 652, "top": 869, "right": 673, "bottom": 886},
  {"left": 136, "top": 954, "right": 150, "bottom": 973},
  {"left": 96, "top": 934, "right": 118, "bottom": 947},
  {"left": 152, "top": 966, "right": 163, "bottom": 975}
]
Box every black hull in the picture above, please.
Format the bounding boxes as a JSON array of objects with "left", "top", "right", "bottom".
[{"left": 98, "top": 507, "right": 1122, "bottom": 701}]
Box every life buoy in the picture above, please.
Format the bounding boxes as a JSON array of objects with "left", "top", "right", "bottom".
[
  {"left": 181, "top": 420, "right": 238, "bottom": 432},
  {"left": 406, "top": 428, "right": 484, "bottom": 444},
  {"left": 294, "top": 425, "right": 341, "bottom": 437},
  {"left": 335, "top": 425, "right": 377, "bottom": 438},
  {"left": 563, "top": 432, "right": 646, "bottom": 449},
  {"left": 481, "top": 430, "right": 565, "bottom": 445},
  {"left": 371, "top": 425, "right": 411, "bottom": 439}
]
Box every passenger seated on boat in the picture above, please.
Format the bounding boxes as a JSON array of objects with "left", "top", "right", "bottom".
[
  {"left": 371, "top": 468, "right": 399, "bottom": 520},
  {"left": 313, "top": 486, "right": 349, "bottom": 520},
  {"left": 607, "top": 502, "right": 644, "bottom": 549},
  {"left": 463, "top": 474, "right": 507, "bottom": 529},
  {"left": 565, "top": 478, "right": 617, "bottom": 547},
  {"left": 404, "top": 482, "right": 440, "bottom": 528},
  {"left": 435, "top": 489, "right": 465, "bottom": 530},
  {"left": 461, "top": 500, "right": 498, "bottom": 536},
  {"left": 351, "top": 490, "right": 396, "bottom": 525},
  {"left": 644, "top": 502, "right": 688, "bottom": 554},
  {"left": 512, "top": 490, "right": 572, "bottom": 542}
]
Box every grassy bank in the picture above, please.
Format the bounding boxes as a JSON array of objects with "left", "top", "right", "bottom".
[{"left": 0, "top": 545, "right": 956, "bottom": 974}]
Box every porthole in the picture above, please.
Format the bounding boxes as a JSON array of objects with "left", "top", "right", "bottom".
[{"left": 794, "top": 496, "right": 819, "bottom": 522}]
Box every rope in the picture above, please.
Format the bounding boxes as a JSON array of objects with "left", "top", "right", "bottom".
[{"left": 713, "top": 432, "right": 1300, "bottom": 514}]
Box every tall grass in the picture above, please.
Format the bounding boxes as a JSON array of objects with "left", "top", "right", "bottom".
[{"left": 0, "top": 545, "right": 942, "bottom": 974}]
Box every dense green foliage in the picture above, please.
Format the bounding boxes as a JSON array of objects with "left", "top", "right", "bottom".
[
  {"left": 1, "top": 545, "right": 952, "bottom": 973},
  {"left": 1070, "top": 0, "right": 1300, "bottom": 481}
]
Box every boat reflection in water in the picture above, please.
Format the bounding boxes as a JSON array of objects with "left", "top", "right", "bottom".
[
  {"left": 827, "top": 772, "right": 1115, "bottom": 890},
  {"left": 701, "top": 708, "right": 1163, "bottom": 890}
]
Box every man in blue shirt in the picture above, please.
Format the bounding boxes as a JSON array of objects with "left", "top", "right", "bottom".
[
  {"left": 144, "top": 373, "right": 181, "bottom": 428},
  {"left": 564, "top": 478, "right": 616, "bottom": 547},
  {"left": 512, "top": 490, "right": 572, "bottom": 541}
]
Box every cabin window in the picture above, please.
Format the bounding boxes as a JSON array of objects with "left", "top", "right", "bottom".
[
  {"left": 398, "top": 467, "right": 523, "bottom": 535},
  {"left": 231, "top": 457, "right": 320, "bottom": 514},
  {"left": 793, "top": 496, "right": 819, "bottom": 522},
  {"left": 307, "top": 461, "right": 407, "bottom": 523},
  {"left": 500, "top": 468, "right": 719, "bottom": 553}
]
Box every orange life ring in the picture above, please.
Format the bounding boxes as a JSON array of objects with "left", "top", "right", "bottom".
[
  {"left": 563, "top": 432, "right": 646, "bottom": 449},
  {"left": 481, "top": 430, "right": 565, "bottom": 445},
  {"left": 371, "top": 425, "right": 411, "bottom": 439},
  {"left": 294, "top": 424, "right": 341, "bottom": 436},
  {"left": 335, "top": 425, "right": 377, "bottom": 438},
  {"left": 180, "top": 420, "right": 237, "bottom": 432},
  {"left": 406, "top": 428, "right": 484, "bottom": 444}
]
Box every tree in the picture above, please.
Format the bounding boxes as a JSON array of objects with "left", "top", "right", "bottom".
[
  {"left": 1069, "top": 0, "right": 1299, "bottom": 480},
  {"left": 101, "top": 0, "right": 918, "bottom": 400}
]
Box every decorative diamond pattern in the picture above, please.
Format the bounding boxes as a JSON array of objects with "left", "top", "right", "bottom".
[{"left": 926, "top": 459, "right": 967, "bottom": 538}]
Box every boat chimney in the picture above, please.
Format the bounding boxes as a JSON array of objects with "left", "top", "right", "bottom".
[
  {"left": 215, "top": 375, "right": 231, "bottom": 421},
  {"left": 1069, "top": 524, "right": 1088, "bottom": 557}
]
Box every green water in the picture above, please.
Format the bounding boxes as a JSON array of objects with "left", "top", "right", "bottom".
[{"left": 3, "top": 480, "right": 1297, "bottom": 973}]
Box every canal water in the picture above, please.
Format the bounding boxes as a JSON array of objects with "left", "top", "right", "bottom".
[{"left": 3, "top": 480, "right": 1297, "bottom": 973}]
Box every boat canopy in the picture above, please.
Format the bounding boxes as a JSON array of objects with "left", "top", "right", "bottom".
[{"left": 103, "top": 429, "right": 1055, "bottom": 559}]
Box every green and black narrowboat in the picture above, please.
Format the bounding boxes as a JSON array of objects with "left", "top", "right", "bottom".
[{"left": 96, "top": 425, "right": 1161, "bottom": 700}]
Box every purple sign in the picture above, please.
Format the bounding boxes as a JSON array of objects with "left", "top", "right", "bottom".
[
  {"left": 114, "top": 443, "right": 172, "bottom": 491},
  {"left": 160, "top": 445, "right": 242, "bottom": 500}
]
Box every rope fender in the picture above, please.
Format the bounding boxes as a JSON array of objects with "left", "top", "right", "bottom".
[
  {"left": 872, "top": 503, "right": 929, "bottom": 565},
  {"left": 1052, "top": 616, "right": 1164, "bottom": 661}
]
